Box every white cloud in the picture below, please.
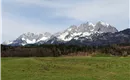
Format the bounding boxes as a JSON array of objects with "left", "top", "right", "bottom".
[
  {"left": 2, "top": 0, "right": 129, "bottom": 42},
  {"left": 10, "top": 0, "right": 128, "bottom": 21},
  {"left": 3, "top": 0, "right": 128, "bottom": 22},
  {"left": 56, "top": 0, "right": 128, "bottom": 21},
  {"left": 4, "top": 0, "right": 71, "bottom": 9}
]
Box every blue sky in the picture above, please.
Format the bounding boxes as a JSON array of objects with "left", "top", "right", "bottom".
[{"left": 2, "top": 0, "right": 129, "bottom": 41}]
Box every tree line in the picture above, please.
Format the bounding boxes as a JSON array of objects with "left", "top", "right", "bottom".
[{"left": 1, "top": 43, "right": 130, "bottom": 57}]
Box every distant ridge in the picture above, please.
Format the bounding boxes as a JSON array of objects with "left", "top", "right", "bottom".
[{"left": 3, "top": 21, "right": 130, "bottom": 46}]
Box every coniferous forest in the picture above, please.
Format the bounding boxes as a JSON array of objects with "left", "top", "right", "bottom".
[{"left": 1, "top": 43, "right": 130, "bottom": 57}]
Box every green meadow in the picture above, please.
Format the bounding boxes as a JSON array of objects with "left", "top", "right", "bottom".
[{"left": 1, "top": 57, "right": 130, "bottom": 80}]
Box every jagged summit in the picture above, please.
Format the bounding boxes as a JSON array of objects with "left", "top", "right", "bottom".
[
  {"left": 3, "top": 32, "right": 52, "bottom": 46},
  {"left": 96, "top": 21, "right": 109, "bottom": 27},
  {"left": 3, "top": 21, "right": 121, "bottom": 46},
  {"left": 56, "top": 21, "right": 118, "bottom": 41}
]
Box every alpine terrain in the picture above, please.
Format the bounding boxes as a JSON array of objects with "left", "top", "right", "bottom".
[{"left": 3, "top": 21, "right": 130, "bottom": 46}]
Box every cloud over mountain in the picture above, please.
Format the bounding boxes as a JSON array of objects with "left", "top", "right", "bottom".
[{"left": 2, "top": 0, "right": 129, "bottom": 42}]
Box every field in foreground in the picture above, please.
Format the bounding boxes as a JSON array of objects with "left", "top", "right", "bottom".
[{"left": 2, "top": 57, "right": 130, "bottom": 80}]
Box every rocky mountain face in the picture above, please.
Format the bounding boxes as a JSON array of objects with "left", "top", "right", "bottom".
[
  {"left": 65, "top": 28, "right": 130, "bottom": 46},
  {"left": 54, "top": 21, "right": 118, "bottom": 42},
  {"left": 3, "top": 32, "right": 52, "bottom": 46},
  {"left": 3, "top": 21, "right": 130, "bottom": 46}
]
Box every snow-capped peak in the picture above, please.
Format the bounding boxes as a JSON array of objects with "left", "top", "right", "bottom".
[
  {"left": 3, "top": 21, "right": 118, "bottom": 46},
  {"left": 56, "top": 21, "right": 118, "bottom": 41},
  {"left": 66, "top": 25, "right": 78, "bottom": 32},
  {"left": 8, "top": 32, "right": 52, "bottom": 46},
  {"left": 88, "top": 22, "right": 95, "bottom": 26},
  {"left": 2, "top": 41, "right": 13, "bottom": 45},
  {"left": 96, "top": 21, "right": 110, "bottom": 27},
  {"left": 95, "top": 21, "right": 117, "bottom": 33}
]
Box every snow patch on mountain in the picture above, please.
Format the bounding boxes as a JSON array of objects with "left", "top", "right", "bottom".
[
  {"left": 26, "top": 39, "right": 36, "bottom": 44},
  {"left": 4, "top": 32, "right": 52, "bottom": 46},
  {"left": 82, "top": 32, "right": 91, "bottom": 37},
  {"left": 2, "top": 41, "right": 13, "bottom": 45},
  {"left": 99, "top": 21, "right": 109, "bottom": 27},
  {"left": 56, "top": 21, "right": 118, "bottom": 41},
  {"left": 3, "top": 21, "right": 118, "bottom": 46}
]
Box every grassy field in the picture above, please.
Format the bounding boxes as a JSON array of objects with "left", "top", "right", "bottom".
[{"left": 1, "top": 57, "right": 130, "bottom": 80}]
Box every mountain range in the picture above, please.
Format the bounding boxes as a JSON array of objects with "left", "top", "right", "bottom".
[{"left": 3, "top": 21, "right": 130, "bottom": 46}]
